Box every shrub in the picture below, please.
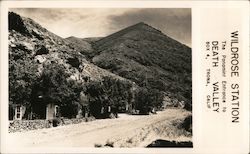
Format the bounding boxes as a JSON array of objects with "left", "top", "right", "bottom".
[
  {"left": 181, "top": 115, "right": 192, "bottom": 133},
  {"left": 52, "top": 118, "right": 61, "bottom": 127}
]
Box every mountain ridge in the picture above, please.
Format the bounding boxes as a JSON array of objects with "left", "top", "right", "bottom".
[{"left": 90, "top": 21, "right": 192, "bottom": 107}]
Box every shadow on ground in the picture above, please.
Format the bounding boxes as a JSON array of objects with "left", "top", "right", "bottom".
[{"left": 146, "top": 139, "right": 193, "bottom": 148}]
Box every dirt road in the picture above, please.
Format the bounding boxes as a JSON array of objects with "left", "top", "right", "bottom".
[{"left": 6, "top": 109, "right": 192, "bottom": 147}]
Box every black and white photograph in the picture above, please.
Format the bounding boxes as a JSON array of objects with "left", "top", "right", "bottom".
[{"left": 7, "top": 8, "right": 192, "bottom": 148}]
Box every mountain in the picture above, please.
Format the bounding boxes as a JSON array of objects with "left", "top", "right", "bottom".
[
  {"left": 91, "top": 22, "right": 192, "bottom": 106},
  {"left": 9, "top": 12, "right": 138, "bottom": 120},
  {"left": 8, "top": 12, "right": 130, "bottom": 84},
  {"left": 9, "top": 12, "right": 191, "bottom": 112}
]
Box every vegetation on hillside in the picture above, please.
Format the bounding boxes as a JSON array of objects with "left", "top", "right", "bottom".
[
  {"left": 9, "top": 12, "right": 191, "bottom": 121},
  {"left": 92, "top": 22, "right": 192, "bottom": 109}
]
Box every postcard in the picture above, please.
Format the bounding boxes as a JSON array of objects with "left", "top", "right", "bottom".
[{"left": 0, "top": 1, "right": 249, "bottom": 153}]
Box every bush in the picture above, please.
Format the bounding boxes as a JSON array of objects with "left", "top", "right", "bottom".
[
  {"left": 105, "top": 140, "right": 114, "bottom": 147},
  {"left": 181, "top": 115, "right": 192, "bottom": 133},
  {"left": 184, "top": 102, "right": 192, "bottom": 111},
  {"left": 52, "top": 118, "right": 61, "bottom": 127}
]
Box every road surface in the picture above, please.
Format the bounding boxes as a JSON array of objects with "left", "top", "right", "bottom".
[{"left": 6, "top": 108, "right": 191, "bottom": 147}]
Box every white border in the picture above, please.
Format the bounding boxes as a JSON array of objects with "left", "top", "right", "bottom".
[{"left": 1, "top": 1, "right": 249, "bottom": 153}]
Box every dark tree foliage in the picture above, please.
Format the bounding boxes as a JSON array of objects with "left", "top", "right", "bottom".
[
  {"left": 85, "top": 80, "right": 104, "bottom": 118},
  {"left": 9, "top": 55, "right": 86, "bottom": 118},
  {"left": 35, "top": 63, "right": 71, "bottom": 103},
  {"left": 9, "top": 58, "right": 38, "bottom": 107},
  {"left": 86, "top": 76, "right": 165, "bottom": 117},
  {"left": 32, "top": 63, "right": 85, "bottom": 118},
  {"left": 134, "top": 87, "right": 164, "bottom": 114},
  {"left": 86, "top": 76, "right": 133, "bottom": 118}
]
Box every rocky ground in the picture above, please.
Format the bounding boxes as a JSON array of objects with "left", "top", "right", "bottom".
[{"left": 6, "top": 108, "right": 192, "bottom": 148}]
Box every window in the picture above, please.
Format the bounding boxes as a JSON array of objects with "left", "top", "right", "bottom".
[
  {"left": 17, "top": 106, "right": 20, "bottom": 112},
  {"left": 16, "top": 106, "right": 21, "bottom": 119},
  {"left": 55, "top": 105, "right": 59, "bottom": 117}
]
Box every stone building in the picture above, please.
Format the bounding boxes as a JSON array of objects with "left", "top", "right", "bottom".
[
  {"left": 9, "top": 104, "right": 26, "bottom": 120},
  {"left": 9, "top": 102, "right": 60, "bottom": 120},
  {"left": 46, "top": 103, "right": 59, "bottom": 120}
]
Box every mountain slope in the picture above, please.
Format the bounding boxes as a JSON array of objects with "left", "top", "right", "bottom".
[
  {"left": 65, "top": 36, "right": 93, "bottom": 54},
  {"left": 8, "top": 12, "right": 131, "bottom": 88},
  {"left": 9, "top": 12, "right": 191, "bottom": 111},
  {"left": 65, "top": 36, "right": 102, "bottom": 59},
  {"left": 9, "top": 12, "right": 139, "bottom": 120},
  {"left": 91, "top": 22, "right": 192, "bottom": 107}
]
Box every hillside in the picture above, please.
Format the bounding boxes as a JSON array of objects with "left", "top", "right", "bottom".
[
  {"left": 65, "top": 36, "right": 102, "bottom": 59},
  {"left": 9, "top": 11, "right": 192, "bottom": 120},
  {"left": 65, "top": 36, "right": 93, "bottom": 53},
  {"left": 9, "top": 12, "right": 131, "bottom": 82},
  {"left": 91, "top": 22, "right": 192, "bottom": 108},
  {"left": 82, "top": 37, "right": 103, "bottom": 44},
  {"left": 8, "top": 11, "right": 133, "bottom": 115}
]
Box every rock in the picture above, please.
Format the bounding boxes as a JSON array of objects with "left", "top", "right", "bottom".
[
  {"left": 22, "top": 41, "right": 34, "bottom": 51},
  {"left": 8, "top": 12, "right": 31, "bottom": 36},
  {"left": 35, "top": 45, "right": 49, "bottom": 55},
  {"left": 35, "top": 55, "right": 46, "bottom": 64}
]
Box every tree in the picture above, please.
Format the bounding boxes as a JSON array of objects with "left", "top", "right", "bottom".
[
  {"left": 134, "top": 87, "right": 164, "bottom": 114},
  {"left": 85, "top": 80, "right": 104, "bottom": 118},
  {"left": 86, "top": 76, "right": 133, "bottom": 118},
  {"left": 9, "top": 58, "right": 38, "bottom": 107},
  {"left": 33, "top": 63, "right": 85, "bottom": 118}
]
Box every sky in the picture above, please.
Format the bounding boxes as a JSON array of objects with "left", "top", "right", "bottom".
[{"left": 10, "top": 8, "right": 191, "bottom": 47}]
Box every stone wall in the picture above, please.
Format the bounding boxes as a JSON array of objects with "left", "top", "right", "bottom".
[
  {"left": 9, "top": 120, "right": 49, "bottom": 133},
  {"left": 63, "top": 117, "right": 95, "bottom": 125},
  {"left": 9, "top": 117, "right": 96, "bottom": 133}
]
